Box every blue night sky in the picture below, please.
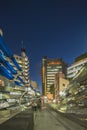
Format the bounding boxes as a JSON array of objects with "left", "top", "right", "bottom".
[{"left": 0, "top": 0, "right": 87, "bottom": 92}]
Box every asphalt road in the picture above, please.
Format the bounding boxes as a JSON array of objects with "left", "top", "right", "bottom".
[
  {"left": 34, "top": 107, "right": 87, "bottom": 130},
  {"left": 0, "top": 106, "right": 87, "bottom": 130},
  {"left": 0, "top": 108, "right": 34, "bottom": 130}
]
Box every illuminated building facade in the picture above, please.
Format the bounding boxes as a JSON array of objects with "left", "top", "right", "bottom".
[
  {"left": 0, "top": 33, "right": 24, "bottom": 100},
  {"left": 54, "top": 72, "right": 69, "bottom": 103},
  {"left": 14, "top": 48, "right": 30, "bottom": 87},
  {"left": 0, "top": 32, "right": 30, "bottom": 102},
  {"left": 67, "top": 52, "right": 87, "bottom": 80},
  {"left": 62, "top": 64, "right": 87, "bottom": 110},
  {"left": 41, "top": 56, "right": 67, "bottom": 95}
]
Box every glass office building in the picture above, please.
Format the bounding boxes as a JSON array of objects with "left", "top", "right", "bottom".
[{"left": 41, "top": 56, "right": 67, "bottom": 95}]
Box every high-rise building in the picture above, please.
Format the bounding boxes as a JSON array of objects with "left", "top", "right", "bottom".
[
  {"left": 0, "top": 33, "right": 26, "bottom": 100},
  {"left": 14, "top": 48, "right": 30, "bottom": 87},
  {"left": 41, "top": 56, "right": 67, "bottom": 95},
  {"left": 67, "top": 52, "right": 87, "bottom": 80}
]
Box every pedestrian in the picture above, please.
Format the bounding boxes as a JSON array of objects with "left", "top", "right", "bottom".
[{"left": 37, "top": 99, "right": 41, "bottom": 110}]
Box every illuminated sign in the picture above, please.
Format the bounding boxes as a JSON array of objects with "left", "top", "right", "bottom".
[{"left": 47, "top": 61, "right": 62, "bottom": 65}]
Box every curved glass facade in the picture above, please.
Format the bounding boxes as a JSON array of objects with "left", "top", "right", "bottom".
[{"left": 0, "top": 36, "right": 24, "bottom": 87}]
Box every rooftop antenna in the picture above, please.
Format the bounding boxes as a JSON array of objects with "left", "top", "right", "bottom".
[
  {"left": 21, "top": 40, "right": 26, "bottom": 52},
  {"left": 21, "top": 40, "right": 24, "bottom": 48}
]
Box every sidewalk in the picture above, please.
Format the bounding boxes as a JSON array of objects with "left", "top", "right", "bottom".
[
  {"left": 0, "top": 105, "right": 32, "bottom": 124},
  {"left": 0, "top": 106, "right": 22, "bottom": 124},
  {"left": 0, "top": 108, "right": 34, "bottom": 130},
  {"left": 34, "top": 109, "right": 60, "bottom": 130}
]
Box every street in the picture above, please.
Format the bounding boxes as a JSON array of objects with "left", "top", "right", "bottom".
[
  {"left": 34, "top": 106, "right": 87, "bottom": 130},
  {"left": 0, "top": 105, "right": 87, "bottom": 130},
  {"left": 0, "top": 1, "right": 87, "bottom": 130}
]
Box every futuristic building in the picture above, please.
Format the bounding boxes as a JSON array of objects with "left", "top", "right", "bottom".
[
  {"left": 14, "top": 47, "right": 30, "bottom": 87},
  {"left": 60, "top": 63, "right": 87, "bottom": 111},
  {"left": 0, "top": 33, "right": 30, "bottom": 101},
  {"left": 0, "top": 35, "right": 22, "bottom": 86},
  {"left": 67, "top": 52, "right": 87, "bottom": 80}
]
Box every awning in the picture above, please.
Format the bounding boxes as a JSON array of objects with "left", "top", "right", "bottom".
[
  {"left": 0, "top": 36, "right": 13, "bottom": 57},
  {"left": 14, "top": 81, "right": 23, "bottom": 87},
  {"left": 5, "top": 61, "right": 17, "bottom": 74},
  {"left": 17, "top": 76, "right": 25, "bottom": 84},
  {"left": 0, "top": 36, "right": 21, "bottom": 71},
  {"left": 0, "top": 52, "right": 17, "bottom": 74},
  {"left": 0, "top": 65, "right": 14, "bottom": 80},
  {"left": 11, "top": 57, "right": 22, "bottom": 71}
]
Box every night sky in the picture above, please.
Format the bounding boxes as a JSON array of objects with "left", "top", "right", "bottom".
[{"left": 0, "top": 0, "right": 87, "bottom": 92}]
